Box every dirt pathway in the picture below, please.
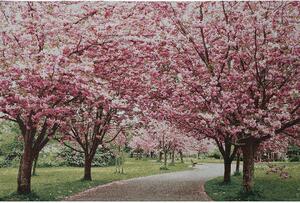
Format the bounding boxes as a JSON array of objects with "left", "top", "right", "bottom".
[{"left": 66, "top": 163, "right": 235, "bottom": 201}]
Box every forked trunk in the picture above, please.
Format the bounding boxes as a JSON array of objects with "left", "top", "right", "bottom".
[
  {"left": 83, "top": 156, "right": 92, "bottom": 181},
  {"left": 241, "top": 138, "right": 258, "bottom": 193},
  {"left": 17, "top": 145, "right": 34, "bottom": 194}
]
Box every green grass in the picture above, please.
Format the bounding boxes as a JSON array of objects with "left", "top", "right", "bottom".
[
  {"left": 205, "top": 162, "right": 300, "bottom": 201},
  {"left": 0, "top": 158, "right": 189, "bottom": 201},
  {"left": 183, "top": 157, "right": 225, "bottom": 163}
]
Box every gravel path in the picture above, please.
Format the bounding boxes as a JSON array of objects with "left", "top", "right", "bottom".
[{"left": 66, "top": 163, "right": 235, "bottom": 201}]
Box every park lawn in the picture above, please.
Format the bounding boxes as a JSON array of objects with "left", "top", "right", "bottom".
[
  {"left": 205, "top": 162, "right": 300, "bottom": 201},
  {"left": 0, "top": 158, "right": 189, "bottom": 201},
  {"left": 183, "top": 157, "right": 225, "bottom": 163}
]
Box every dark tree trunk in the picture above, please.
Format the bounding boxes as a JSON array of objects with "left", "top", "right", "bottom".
[
  {"left": 83, "top": 156, "right": 92, "bottom": 181},
  {"left": 241, "top": 138, "right": 259, "bottom": 193},
  {"left": 158, "top": 151, "right": 163, "bottom": 162},
  {"left": 215, "top": 137, "right": 238, "bottom": 184},
  {"left": 223, "top": 159, "right": 232, "bottom": 183},
  {"left": 235, "top": 151, "right": 241, "bottom": 174},
  {"left": 197, "top": 151, "right": 200, "bottom": 159},
  {"left": 17, "top": 144, "right": 34, "bottom": 194},
  {"left": 179, "top": 150, "right": 184, "bottom": 163},
  {"left": 164, "top": 151, "right": 167, "bottom": 168},
  {"left": 32, "top": 153, "right": 39, "bottom": 176},
  {"left": 171, "top": 150, "right": 175, "bottom": 164},
  {"left": 169, "top": 152, "right": 172, "bottom": 159}
]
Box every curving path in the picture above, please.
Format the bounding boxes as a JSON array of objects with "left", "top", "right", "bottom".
[{"left": 66, "top": 163, "right": 235, "bottom": 201}]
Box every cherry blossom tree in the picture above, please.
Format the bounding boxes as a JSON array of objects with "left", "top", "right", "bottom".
[
  {"left": 0, "top": 2, "right": 92, "bottom": 194},
  {"left": 0, "top": 1, "right": 155, "bottom": 192},
  {"left": 150, "top": 1, "right": 300, "bottom": 191}
]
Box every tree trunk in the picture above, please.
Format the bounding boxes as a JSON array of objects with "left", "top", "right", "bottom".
[
  {"left": 32, "top": 153, "right": 39, "bottom": 176},
  {"left": 164, "top": 151, "right": 167, "bottom": 168},
  {"left": 17, "top": 145, "right": 34, "bottom": 194},
  {"left": 150, "top": 151, "right": 154, "bottom": 158},
  {"left": 179, "top": 150, "right": 184, "bottom": 163},
  {"left": 223, "top": 159, "right": 232, "bottom": 183},
  {"left": 83, "top": 156, "right": 92, "bottom": 181},
  {"left": 197, "top": 151, "right": 200, "bottom": 159},
  {"left": 158, "top": 151, "right": 163, "bottom": 162},
  {"left": 171, "top": 150, "right": 175, "bottom": 164},
  {"left": 241, "top": 138, "right": 258, "bottom": 193},
  {"left": 235, "top": 152, "right": 240, "bottom": 174}
]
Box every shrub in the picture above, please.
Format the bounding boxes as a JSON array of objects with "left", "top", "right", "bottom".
[
  {"left": 59, "top": 147, "right": 115, "bottom": 167},
  {"left": 207, "top": 149, "right": 222, "bottom": 159},
  {"left": 0, "top": 121, "right": 23, "bottom": 167},
  {"left": 287, "top": 145, "right": 300, "bottom": 162},
  {"left": 289, "top": 155, "right": 300, "bottom": 162},
  {"left": 159, "top": 165, "right": 169, "bottom": 170}
]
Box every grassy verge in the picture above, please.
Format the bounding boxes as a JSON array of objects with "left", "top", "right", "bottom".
[
  {"left": 0, "top": 158, "right": 189, "bottom": 200},
  {"left": 183, "top": 157, "right": 225, "bottom": 163},
  {"left": 205, "top": 162, "right": 300, "bottom": 201}
]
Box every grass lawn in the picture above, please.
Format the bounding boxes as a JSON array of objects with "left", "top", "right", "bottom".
[
  {"left": 183, "top": 157, "right": 225, "bottom": 163},
  {"left": 0, "top": 158, "right": 189, "bottom": 201},
  {"left": 205, "top": 162, "right": 300, "bottom": 201}
]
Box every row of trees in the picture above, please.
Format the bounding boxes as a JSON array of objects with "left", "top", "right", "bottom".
[
  {"left": 129, "top": 119, "right": 208, "bottom": 168},
  {"left": 0, "top": 1, "right": 299, "bottom": 195}
]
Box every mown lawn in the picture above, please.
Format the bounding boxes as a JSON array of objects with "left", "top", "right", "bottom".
[
  {"left": 205, "top": 162, "right": 300, "bottom": 201},
  {"left": 0, "top": 158, "right": 189, "bottom": 200}
]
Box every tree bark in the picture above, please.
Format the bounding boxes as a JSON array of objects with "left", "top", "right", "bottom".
[
  {"left": 241, "top": 138, "right": 259, "bottom": 193},
  {"left": 164, "top": 151, "right": 167, "bottom": 168},
  {"left": 83, "top": 156, "right": 92, "bottom": 181},
  {"left": 158, "top": 151, "right": 163, "bottom": 162},
  {"left": 215, "top": 138, "right": 238, "bottom": 184},
  {"left": 171, "top": 149, "right": 175, "bottom": 164},
  {"left": 150, "top": 151, "right": 154, "bottom": 159},
  {"left": 17, "top": 144, "right": 34, "bottom": 194},
  {"left": 235, "top": 151, "right": 240, "bottom": 174},
  {"left": 179, "top": 150, "right": 184, "bottom": 163},
  {"left": 32, "top": 153, "right": 39, "bottom": 176},
  {"left": 223, "top": 159, "right": 232, "bottom": 183}
]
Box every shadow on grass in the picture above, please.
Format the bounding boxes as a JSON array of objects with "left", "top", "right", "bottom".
[
  {"left": 2, "top": 191, "right": 41, "bottom": 201},
  {"left": 205, "top": 176, "right": 266, "bottom": 201},
  {"left": 237, "top": 186, "right": 265, "bottom": 201}
]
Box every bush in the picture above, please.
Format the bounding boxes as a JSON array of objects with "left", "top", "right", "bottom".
[
  {"left": 159, "top": 165, "right": 169, "bottom": 170},
  {"left": 0, "top": 121, "right": 23, "bottom": 168},
  {"left": 233, "top": 171, "right": 241, "bottom": 176},
  {"left": 207, "top": 149, "right": 222, "bottom": 159},
  {"left": 37, "top": 144, "right": 65, "bottom": 167},
  {"left": 287, "top": 145, "right": 300, "bottom": 162},
  {"left": 289, "top": 155, "right": 300, "bottom": 162},
  {"left": 59, "top": 147, "right": 115, "bottom": 167}
]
